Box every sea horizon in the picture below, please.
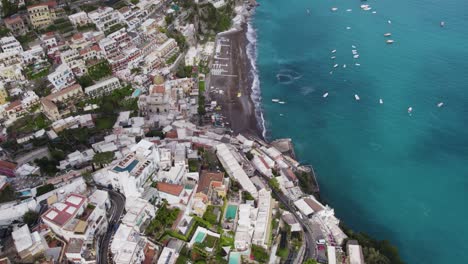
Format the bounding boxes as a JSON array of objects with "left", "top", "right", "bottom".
[{"left": 250, "top": 0, "right": 468, "bottom": 263}]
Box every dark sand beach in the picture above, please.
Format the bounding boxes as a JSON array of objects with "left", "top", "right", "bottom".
[{"left": 207, "top": 24, "right": 262, "bottom": 137}]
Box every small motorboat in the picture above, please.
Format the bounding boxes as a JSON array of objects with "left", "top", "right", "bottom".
[
  {"left": 437, "top": 102, "right": 444, "bottom": 107},
  {"left": 384, "top": 33, "right": 392, "bottom": 37},
  {"left": 386, "top": 40, "right": 395, "bottom": 44},
  {"left": 440, "top": 21, "right": 445, "bottom": 27},
  {"left": 354, "top": 94, "right": 360, "bottom": 101},
  {"left": 408, "top": 107, "right": 413, "bottom": 114},
  {"left": 372, "top": 11, "right": 377, "bottom": 14},
  {"left": 272, "top": 99, "right": 280, "bottom": 103},
  {"left": 388, "top": 20, "right": 392, "bottom": 24},
  {"left": 278, "top": 101, "right": 286, "bottom": 104},
  {"left": 355, "top": 63, "right": 361, "bottom": 66},
  {"left": 379, "top": 99, "right": 384, "bottom": 104},
  {"left": 329, "top": 71, "right": 333, "bottom": 75},
  {"left": 331, "top": 7, "right": 338, "bottom": 12},
  {"left": 346, "top": 26, "right": 351, "bottom": 30},
  {"left": 346, "top": 9, "right": 352, "bottom": 12},
  {"left": 331, "top": 49, "right": 337, "bottom": 53},
  {"left": 331, "top": 56, "right": 336, "bottom": 59},
  {"left": 352, "top": 45, "right": 357, "bottom": 48},
  {"left": 343, "top": 64, "right": 347, "bottom": 68},
  {"left": 323, "top": 92, "right": 329, "bottom": 98},
  {"left": 353, "top": 55, "right": 360, "bottom": 59},
  {"left": 334, "top": 64, "right": 339, "bottom": 68}
]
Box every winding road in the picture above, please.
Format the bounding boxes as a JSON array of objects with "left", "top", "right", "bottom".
[{"left": 97, "top": 188, "right": 126, "bottom": 264}]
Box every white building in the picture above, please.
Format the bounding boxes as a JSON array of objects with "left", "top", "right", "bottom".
[
  {"left": 47, "top": 64, "right": 75, "bottom": 91},
  {"left": 216, "top": 144, "right": 258, "bottom": 198},
  {"left": 157, "top": 247, "right": 178, "bottom": 264},
  {"left": 84, "top": 77, "right": 121, "bottom": 97},
  {"left": 111, "top": 224, "right": 146, "bottom": 264},
  {"left": 68, "top": 11, "right": 91, "bottom": 27},
  {"left": 252, "top": 189, "right": 273, "bottom": 248},
  {"left": 21, "top": 45, "right": 45, "bottom": 64},
  {"left": 88, "top": 7, "right": 123, "bottom": 33},
  {"left": 12, "top": 225, "right": 48, "bottom": 260},
  {"left": 0, "top": 36, "right": 23, "bottom": 53},
  {"left": 347, "top": 241, "right": 365, "bottom": 264},
  {"left": 122, "top": 197, "right": 156, "bottom": 233},
  {"left": 93, "top": 140, "right": 160, "bottom": 198},
  {"left": 234, "top": 203, "right": 254, "bottom": 251},
  {"left": 156, "top": 182, "right": 193, "bottom": 208},
  {"left": 41, "top": 193, "right": 108, "bottom": 245}
]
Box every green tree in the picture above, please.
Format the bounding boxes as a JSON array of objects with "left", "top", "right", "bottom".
[
  {"left": 304, "top": 259, "right": 318, "bottom": 264},
  {"left": 77, "top": 75, "right": 94, "bottom": 87},
  {"left": 93, "top": 151, "right": 115, "bottom": 167},
  {"left": 36, "top": 183, "right": 55, "bottom": 196},
  {"left": 23, "top": 210, "right": 39, "bottom": 227},
  {"left": 1, "top": 0, "right": 18, "bottom": 18}
]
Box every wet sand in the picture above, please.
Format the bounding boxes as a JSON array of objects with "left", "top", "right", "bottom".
[{"left": 207, "top": 24, "right": 262, "bottom": 138}]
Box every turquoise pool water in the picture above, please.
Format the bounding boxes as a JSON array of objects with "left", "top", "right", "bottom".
[
  {"left": 226, "top": 204, "right": 237, "bottom": 220},
  {"left": 131, "top": 88, "right": 141, "bottom": 98},
  {"left": 113, "top": 160, "right": 139, "bottom": 172},
  {"left": 194, "top": 231, "right": 206, "bottom": 243},
  {"left": 229, "top": 252, "right": 241, "bottom": 264}
]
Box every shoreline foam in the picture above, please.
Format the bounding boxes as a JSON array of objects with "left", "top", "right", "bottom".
[{"left": 246, "top": 19, "right": 267, "bottom": 139}]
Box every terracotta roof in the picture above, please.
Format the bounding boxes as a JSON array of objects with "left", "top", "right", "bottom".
[
  {"left": 0, "top": 160, "right": 17, "bottom": 170},
  {"left": 5, "top": 100, "right": 21, "bottom": 111},
  {"left": 165, "top": 130, "right": 178, "bottom": 139},
  {"left": 119, "top": 6, "right": 130, "bottom": 13},
  {"left": 282, "top": 168, "right": 297, "bottom": 182},
  {"left": 46, "top": 84, "right": 82, "bottom": 101},
  {"left": 91, "top": 44, "right": 101, "bottom": 51},
  {"left": 41, "top": 98, "right": 56, "bottom": 109},
  {"left": 196, "top": 171, "right": 224, "bottom": 195},
  {"left": 151, "top": 85, "right": 165, "bottom": 94},
  {"left": 4, "top": 15, "right": 22, "bottom": 24},
  {"left": 72, "top": 33, "right": 83, "bottom": 40},
  {"left": 304, "top": 198, "right": 325, "bottom": 213},
  {"left": 28, "top": 1, "right": 57, "bottom": 9},
  {"left": 157, "top": 182, "right": 183, "bottom": 196}
]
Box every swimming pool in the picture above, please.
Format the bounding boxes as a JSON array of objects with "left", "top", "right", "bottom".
[
  {"left": 194, "top": 231, "right": 206, "bottom": 243},
  {"left": 113, "top": 160, "right": 139, "bottom": 172},
  {"left": 226, "top": 205, "right": 237, "bottom": 220},
  {"left": 19, "top": 190, "right": 32, "bottom": 197},
  {"left": 229, "top": 252, "right": 241, "bottom": 264},
  {"left": 131, "top": 88, "right": 141, "bottom": 98}
]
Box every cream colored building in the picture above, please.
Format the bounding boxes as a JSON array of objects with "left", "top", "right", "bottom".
[
  {"left": 0, "top": 83, "right": 8, "bottom": 105},
  {"left": 27, "top": 1, "right": 56, "bottom": 28}
]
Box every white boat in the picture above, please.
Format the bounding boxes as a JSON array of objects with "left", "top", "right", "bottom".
[
  {"left": 323, "top": 92, "right": 329, "bottom": 98},
  {"left": 331, "top": 56, "right": 336, "bottom": 59},
  {"left": 408, "top": 107, "right": 413, "bottom": 114},
  {"left": 440, "top": 21, "right": 445, "bottom": 27},
  {"left": 354, "top": 94, "right": 360, "bottom": 101},
  {"left": 331, "top": 49, "right": 337, "bottom": 53},
  {"left": 437, "top": 102, "right": 444, "bottom": 107},
  {"left": 386, "top": 40, "right": 395, "bottom": 44},
  {"left": 346, "top": 9, "right": 352, "bottom": 12},
  {"left": 388, "top": 20, "right": 392, "bottom": 24},
  {"left": 272, "top": 99, "right": 280, "bottom": 102},
  {"left": 384, "top": 33, "right": 392, "bottom": 37},
  {"left": 278, "top": 101, "right": 286, "bottom": 104},
  {"left": 353, "top": 55, "right": 360, "bottom": 59},
  {"left": 329, "top": 71, "right": 333, "bottom": 75},
  {"left": 379, "top": 99, "right": 384, "bottom": 104},
  {"left": 331, "top": 7, "right": 338, "bottom": 11},
  {"left": 372, "top": 11, "right": 377, "bottom": 14},
  {"left": 343, "top": 64, "right": 347, "bottom": 68},
  {"left": 346, "top": 26, "right": 351, "bottom": 30},
  {"left": 360, "top": 4, "right": 369, "bottom": 9},
  {"left": 334, "top": 64, "right": 339, "bottom": 68},
  {"left": 355, "top": 63, "right": 361, "bottom": 66},
  {"left": 352, "top": 45, "right": 357, "bottom": 48}
]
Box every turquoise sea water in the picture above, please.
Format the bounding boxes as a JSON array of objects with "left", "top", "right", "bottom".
[{"left": 253, "top": 0, "right": 468, "bottom": 263}]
